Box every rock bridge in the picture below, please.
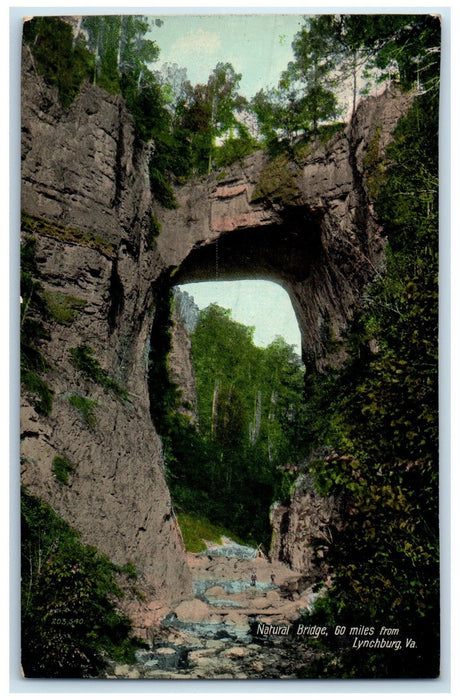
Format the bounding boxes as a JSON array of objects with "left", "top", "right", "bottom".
[
  {"left": 156, "top": 89, "right": 410, "bottom": 364},
  {"left": 20, "top": 47, "right": 412, "bottom": 635}
]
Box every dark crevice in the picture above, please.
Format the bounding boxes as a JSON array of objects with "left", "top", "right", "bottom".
[{"left": 108, "top": 258, "right": 124, "bottom": 334}]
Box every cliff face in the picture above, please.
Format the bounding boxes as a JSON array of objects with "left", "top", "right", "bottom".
[
  {"left": 269, "top": 473, "right": 342, "bottom": 581},
  {"left": 20, "top": 43, "right": 412, "bottom": 632},
  {"left": 20, "top": 49, "right": 193, "bottom": 626},
  {"left": 169, "top": 291, "right": 200, "bottom": 425}
]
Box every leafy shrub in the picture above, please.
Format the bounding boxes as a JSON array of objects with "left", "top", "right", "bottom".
[
  {"left": 69, "top": 345, "right": 128, "bottom": 401},
  {"left": 68, "top": 394, "right": 99, "bottom": 428},
  {"left": 21, "top": 489, "right": 144, "bottom": 678},
  {"left": 43, "top": 291, "right": 87, "bottom": 325},
  {"left": 23, "top": 17, "right": 94, "bottom": 108},
  {"left": 21, "top": 368, "right": 54, "bottom": 416},
  {"left": 52, "top": 455, "right": 75, "bottom": 485},
  {"left": 146, "top": 213, "right": 162, "bottom": 249},
  {"left": 213, "top": 123, "right": 259, "bottom": 169}
]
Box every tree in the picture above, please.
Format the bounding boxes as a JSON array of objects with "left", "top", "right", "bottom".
[
  {"left": 81, "top": 15, "right": 160, "bottom": 94},
  {"left": 338, "top": 14, "right": 441, "bottom": 94},
  {"left": 177, "top": 62, "right": 247, "bottom": 174},
  {"left": 279, "top": 16, "right": 342, "bottom": 134},
  {"left": 250, "top": 13, "right": 441, "bottom": 151},
  {"left": 250, "top": 85, "right": 308, "bottom": 150},
  {"left": 154, "top": 62, "right": 190, "bottom": 111},
  {"left": 23, "top": 17, "right": 94, "bottom": 108}
]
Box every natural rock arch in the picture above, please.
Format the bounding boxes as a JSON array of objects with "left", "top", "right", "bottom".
[
  {"left": 20, "top": 48, "right": 413, "bottom": 634},
  {"left": 156, "top": 88, "right": 412, "bottom": 367}
]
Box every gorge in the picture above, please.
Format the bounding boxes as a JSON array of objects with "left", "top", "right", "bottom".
[{"left": 20, "top": 42, "right": 414, "bottom": 642}]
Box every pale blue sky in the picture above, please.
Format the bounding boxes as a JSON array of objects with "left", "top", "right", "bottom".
[
  {"left": 149, "top": 13, "right": 304, "bottom": 98},
  {"left": 179, "top": 280, "right": 302, "bottom": 352}
]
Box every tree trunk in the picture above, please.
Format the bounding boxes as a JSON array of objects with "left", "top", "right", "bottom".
[{"left": 211, "top": 378, "right": 220, "bottom": 438}]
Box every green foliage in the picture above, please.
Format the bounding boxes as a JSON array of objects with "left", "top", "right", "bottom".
[
  {"left": 68, "top": 394, "right": 99, "bottom": 429},
  {"left": 21, "top": 489, "right": 144, "bottom": 678},
  {"left": 146, "top": 213, "right": 162, "bottom": 248},
  {"left": 148, "top": 284, "right": 179, "bottom": 437},
  {"left": 20, "top": 235, "right": 54, "bottom": 415},
  {"left": 251, "top": 152, "right": 300, "bottom": 204},
  {"left": 43, "top": 291, "right": 87, "bottom": 325},
  {"left": 317, "top": 121, "right": 346, "bottom": 146},
  {"left": 176, "top": 511, "right": 245, "bottom": 553},
  {"left": 251, "top": 14, "right": 441, "bottom": 152},
  {"left": 23, "top": 17, "right": 94, "bottom": 108},
  {"left": 338, "top": 14, "right": 441, "bottom": 93},
  {"left": 82, "top": 15, "right": 160, "bottom": 95},
  {"left": 280, "top": 16, "right": 342, "bottom": 134},
  {"left": 52, "top": 455, "right": 75, "bottom": 485},
  {"left": 150, "top": 296, "right": 306, "bottom": 548},
  {"left": 119, "top": 561, "right": 139, "bottom": 581},
  {"left": 175, "top": 62, "right": 247, "bottom": 174},
  {"left": 21, "top": 368, "right": 54, "bottom": 416},
  {"left": 297, "top": 90, "right": 439, "bottom": 678},
  {"left": 213, "top": 122, "right": 259, "bottom": 169},
  {"left": 363, "top": 124, "right": 386, "bottom": 200},
  {"left": 69, "top": 345, "right": 128, "bottom": 401}
]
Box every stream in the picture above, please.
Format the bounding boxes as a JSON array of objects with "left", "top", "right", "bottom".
[{"left": 105, "top": 539, "right": 323, "bottom": 679}]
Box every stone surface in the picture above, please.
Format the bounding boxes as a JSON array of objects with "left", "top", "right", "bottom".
[
  {"left": 270, "top": 471, "right": 342, "bottom": 580},
  {"left": 103, "top": 543, "right": 328, "bottom": 679},
  {"left": 20, "top": 40, "right": 412, "bottom": 636},
  {"left": 169, "top": 296, "right": 199, "bottom": 424}
]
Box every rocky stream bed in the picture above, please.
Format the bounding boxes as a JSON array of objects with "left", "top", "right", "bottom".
[{"left": 105, "top": 540, "right": 325, "bottom": 680}]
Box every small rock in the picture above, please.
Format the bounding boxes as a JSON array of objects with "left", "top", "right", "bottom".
[
  {"left": 173, "top": 598, "right": 213, "bottom": 622},
  {"left": 113, "top": 664, "right": 130, "bottom": 676},
  {"left": 189, "top": 648, "right": 217, "bottom": 663},
  {"left": 221, "top": 646, "right": 248, "bottom": 659},
  {"left": 155, "top": 647, "right": 177, "bottom": 656},
  {"left": 206, "top": 585, "right": 226, "bottom": 597},
  {"left": 126, "top": 668, "right": 140, "bottom": 679}
]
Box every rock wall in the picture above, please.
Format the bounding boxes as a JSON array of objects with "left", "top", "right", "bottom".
[
  {"left": 20, "top": 41, "right": 412, "bottom": 631},
  {"left": 269, "top": 472, "right": 342, "bottom": 582},
  {"left": 20, "top": 47, "right": 193, "bottom": 623},
  {"left": 169, "top": 291, "right": 200, "bottom": 424}
]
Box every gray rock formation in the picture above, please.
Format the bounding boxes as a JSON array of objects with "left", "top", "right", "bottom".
[
  {"left": 20, "top": 40, "right": 412, "bottom": 634},
  {"left": 269, "top": 472, "right": 342, "bottom": 581},
  {"left": 169, "top": 291, "right": 200, "bottom": 424}
]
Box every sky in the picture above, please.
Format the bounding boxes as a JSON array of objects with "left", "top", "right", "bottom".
[
  {"left": 178, "top": 280, "right": 302, "bottom": 352},
  {"left": 151, "top": 13, "right": 304, "bottom": 353},
  {"left": 149, "top": 13, "right": 304, "bottom": 99}
]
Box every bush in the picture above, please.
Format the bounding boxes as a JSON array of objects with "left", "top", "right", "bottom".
[
  {"left": 21, "top": 489, "right": 143, "bottom": 678},
  {"left": 43, "top": 291, "right": 87, "bottom": 325},
  {"left": 69, "top": 345, "right": 128, "bottom": 401},
  {"left": 68, "top": 394, "right": 99, "bottom": 428},
  {"left": 52, "top": 455, "right": 75, "bottom": 485}
]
